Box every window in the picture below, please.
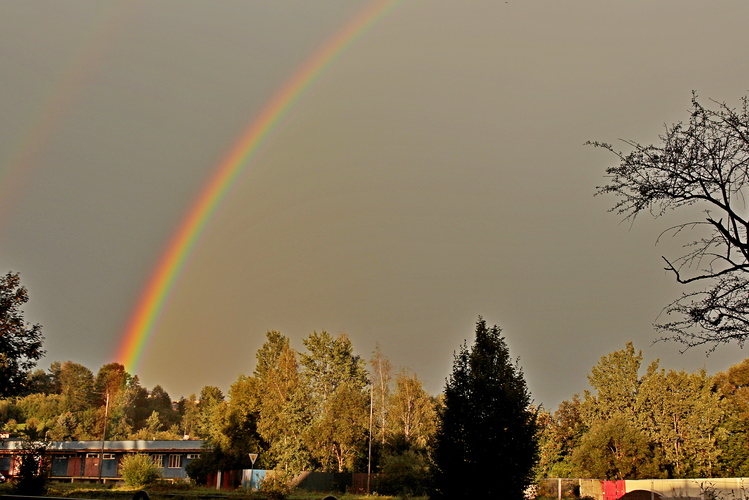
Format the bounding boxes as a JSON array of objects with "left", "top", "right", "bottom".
[
  {"left": 186, "top": 454, "right": 200, "bottom": 460},
  {"left": 168, "top": 454, "right": 182, "bottom": 468},
  {"left": 103, "top": 454, "right": 115, "bottom": 460},
  {"left": 86, "top": 453, "right": 98, "bottom": 459},
  {"left": 152, "top": 454, "right": 164, "bottom": 468}
]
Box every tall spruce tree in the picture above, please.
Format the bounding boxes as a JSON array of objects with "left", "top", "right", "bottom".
[{"left": 433, "top": 317, "right": 538, "bottom": 500}]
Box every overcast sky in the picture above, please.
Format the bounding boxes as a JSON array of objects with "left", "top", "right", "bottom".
[{"left": 2, "top": 0, "right": 749, "bottom": 409}]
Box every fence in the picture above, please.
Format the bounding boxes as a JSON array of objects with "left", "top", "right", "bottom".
[{"left": 538, "top": 478, "right": 749, "bottom": 500}]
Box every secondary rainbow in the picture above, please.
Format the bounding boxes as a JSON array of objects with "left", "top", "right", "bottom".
[{"left": 116, "top": 0, "right": 401, "bottom": 372}]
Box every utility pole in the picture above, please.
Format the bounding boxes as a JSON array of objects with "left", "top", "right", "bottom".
[
  {"left": 367, "top": 382, "right": 373, "bottom": 494},
  {"left": 98, "top": 392, "right": 110, "bottom": 484}
]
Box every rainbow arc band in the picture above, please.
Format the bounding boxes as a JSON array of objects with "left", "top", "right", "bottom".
[{"left": 116, "top": 0, "right": 401, "bottom": 372}]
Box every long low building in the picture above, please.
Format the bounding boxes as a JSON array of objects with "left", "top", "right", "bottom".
[{"left": 0, "top": 439, "right": 205, "bottom": 482}]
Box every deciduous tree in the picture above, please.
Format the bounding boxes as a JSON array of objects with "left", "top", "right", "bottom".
[
  {"left": 582, "top": 342, "right": 655, "bottom": 423},
  {"left": 196, "top": 385, "right": 225, "bottom": 439},
  {"left": 594, "top": 94, "right": 749, "bottom": 349},
  {"left": 300, "top": 331, "right": 368, "bottom": 472},
  {"left": 571, "top": 416, "right": 662, "bottom": 480},
  {"left": 58, "top": 361, "right": 95, "bottom": 413},
  {"left": 387, "top": 368, "right": 437, "bottom": 451},
  {"left": 714, "top": 358, "right": 749, "bottom": 475},
  {"left": 253, "top": 331, "right": 310, "bottom": 471},
  {"left": 370, "top": 344, "right": 392, "bottom": 447},
  {"left": 637, "top": 368, "right": 724, "bottom": 477},
  {"left": 0, "top": 272, "right": 44, "bottom": 397},
  {"left": 536, "top": 395, "right": 586, "bottom": 479}
]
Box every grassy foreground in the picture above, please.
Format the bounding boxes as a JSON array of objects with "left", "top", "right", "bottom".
[{"left": 0, "top": 481, "right": 427, "bottom": 500}]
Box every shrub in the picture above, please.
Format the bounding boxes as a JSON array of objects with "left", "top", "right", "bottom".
[
  {"left": 12, "top": 432, "right": 50, "bottom": 496},
  {"left": 259, "top": 471, "right": 292, "bottom": 500},
  {"left": 376, "top": 450, "right": 432, "bottom": 497},
  {"left": 13, "top": 450, "right": 49, "bottom": 495},
  {"left": 119, "top": 454, "right": 162, "bottom": 488}
]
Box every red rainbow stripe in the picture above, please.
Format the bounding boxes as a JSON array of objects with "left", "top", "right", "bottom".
[{"left": 116, "top": 0, "right": 401, "bottom": 372}]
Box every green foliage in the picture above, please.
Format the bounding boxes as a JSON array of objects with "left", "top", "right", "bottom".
[
  {"left": 581, "top": 342, "right": 652, "bottom": 422},
  {"left": 562, "top": 343, "right": 728, "bottom": 480},
  {"left": 258, "top": 470, "right": 292, "bottom": 500},
  {"left": 0, "top": 271, "right": 45, "bottom": 397},
  {"left": 300, "top": 331, "right": 368, "bottom": 406},
  {"left": 301, "top": 331, "right": 369, "bottom": 472},
  {"left": 571, "top": 416, "right": 662, "bottom": 480},
  {"left": 94, "top": 363, "right": 130, "bottom": 406},
  {"left": 376, "top": 449, "right": 432, "bottom": 497},
  {"left": 433, "top": 317, "right": 538, "bottom": 500},
  {"left": 254, "top": 331, "right": 310, "bottom": 471},
  {"left": 184, "top": 454, "right": 213, "bottom": 486},
  {"left": 59, "top": 361, "right": 95, "bottom": 412},
  {"left": 535, "top": 396, "right": 585, "bottom": 479},
  {"left": 0, "top": 399, "right": 21, "bottom": 426},
  {"left": 178, "top": 394, "right": 200, "bottom": 438},
  {"left": 15, "top": 392, "right": 62, "bottom": 424},
  {"left": 637, "top": 367, "right": 724, "bottom": 477},
  {"left": 196, "top": 385, "right": 225, "bottom": 439},
  {"left": 184, "top": 448, "right": 242, "bottom": 485},
  {"left": 118, "top": 453, "right": 162, "bottom": 488},
  {"left": 387, "top": 369, "right": 437, "bottom": 452},
  {"left": 12, "top": 429, "right": 50, "bottom": 495}
]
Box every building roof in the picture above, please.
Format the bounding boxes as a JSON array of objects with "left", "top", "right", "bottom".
[{"left": 0, "top": 440, "right": 206, "bottom": 452}]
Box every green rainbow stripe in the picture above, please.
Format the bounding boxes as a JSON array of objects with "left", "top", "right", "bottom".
[{"left": 116, "top": 0, "right": 401, "bottom": 372}]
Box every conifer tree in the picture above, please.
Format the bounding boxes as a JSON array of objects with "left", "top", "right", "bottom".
[{"left": 432, "top": 317, "right": 538, "bottom": 500}]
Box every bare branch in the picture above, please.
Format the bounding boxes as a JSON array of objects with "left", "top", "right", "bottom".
[{"left": 593, "top": 94, "right": 749, "bottom": 349}]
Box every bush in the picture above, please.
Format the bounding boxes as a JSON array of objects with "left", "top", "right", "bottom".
[
  {"left": 259, "top": 471, "right": 292, "bottom": 500},
  {"left": 376, "top": 450, "right": 432, "bottom": 497},
  {"left": 13, "top": 451, "right": 49, "bottom": 495},
  {"left": 119, "top": 454, "right": 162, "bottom": 488}
]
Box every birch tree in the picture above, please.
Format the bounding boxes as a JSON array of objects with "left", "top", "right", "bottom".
[{"left": 300, "top": 331, "right": 368, "bottom": 472}]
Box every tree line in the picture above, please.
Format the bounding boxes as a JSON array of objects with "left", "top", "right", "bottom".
[
  {"left": 537, "top": 342, "right": 749, "bottom": 480},
  {"left": 8, "top": 91, "right": 749, "bottom": 498},
  {"left": 0, "top": 331, "right": 440, "bottom": 475},
  {"left": 1, "top": 277, "right": 538, "bottom": 499}
]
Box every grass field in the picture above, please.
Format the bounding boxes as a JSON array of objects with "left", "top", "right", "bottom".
[{"left": 0, "top": 480, "right": 427, "bottom": 500}]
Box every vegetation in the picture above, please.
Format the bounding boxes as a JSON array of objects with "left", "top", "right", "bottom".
[
  {"left": 432, "top": 317, "right": 538, "bottom": 500},
  {"left": 12, "top": 425, "right": 50, "bottom": 495},
  {"left": 10, "top": 265, "right": 749, "bottom": 492},
  {"left": 119, "top": 454, "right": 162, "bottom": 488},
  {"left": 0, "top": 271, "right": 44, "bottom": 397},
  {"left": 536, "top": 342, "right": 749, "bottom": 480},
  {"left": 38, "top": 481, "right": 418, "bottom": 500},
  {"left": 594, "top": 94, "right": 749, "bottom": 351}
]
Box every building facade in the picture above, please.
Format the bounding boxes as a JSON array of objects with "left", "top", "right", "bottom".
[{"left": 0, "top": 439, "right": 205, "bottom": 482}]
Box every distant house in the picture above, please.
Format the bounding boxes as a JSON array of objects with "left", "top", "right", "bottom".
[{"left": 0, "top": 440, "right": 205, "bottom": 482}]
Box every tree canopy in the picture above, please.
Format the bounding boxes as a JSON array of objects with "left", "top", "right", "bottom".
[
  {"left": 594, "top": 94, "right": 749, "bottom": 350},
  {"left": 0, "top": 272, "right": 44, "bottom": 397},
  {"left": 432, "top": 317, "right": 538, "bottom": 500}
]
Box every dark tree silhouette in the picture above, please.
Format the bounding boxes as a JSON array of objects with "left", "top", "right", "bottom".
[
  {"left": 0, "top": 271, "right": 44, "bottom": 397},
  {"left": 594, "top": 94, "right": 749, "bottom": 350},
  {"left": 432, "top": 317, "right": 538, "bottom": 500}
]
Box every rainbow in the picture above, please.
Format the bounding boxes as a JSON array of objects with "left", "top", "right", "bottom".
[
  {"left": 0, "top": 1, "right": 139, "bottom": 229},
  {"left": 116, "top": 0, "right": 401, "bottom": 372}
]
